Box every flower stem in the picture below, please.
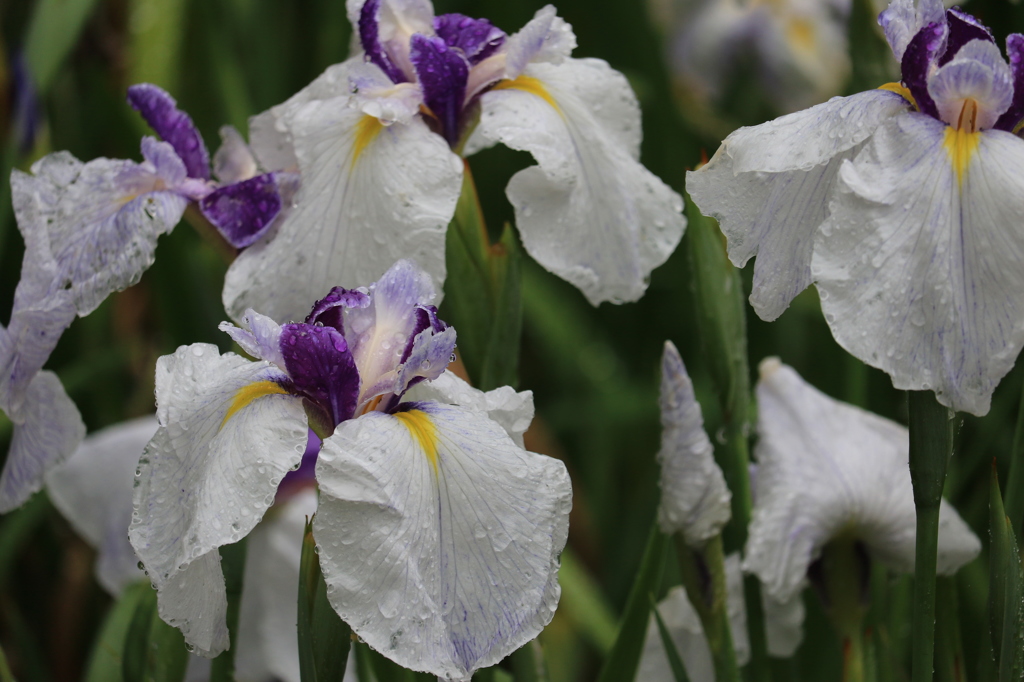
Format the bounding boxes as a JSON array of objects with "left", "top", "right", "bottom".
[
  {"left": 1001, "top": 378, "right": 1024, "bottom": 544},
  {"left": 209, "top": 537, "right": 249, "bottom": 682},
  {"left": 907, "top": 391, "right": 953, "bottom": 682}
]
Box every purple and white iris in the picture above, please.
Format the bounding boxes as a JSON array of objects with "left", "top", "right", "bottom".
[
  {"left": 0, "top": 85, "right": 294, "bottom": 512},
  {"left": 129, "top": 259, "right": 572, "bottom": 680},
  {"left": 688, "top": 0, "right": 1024, "bottom": 415},
  {"left": 224, "top": 0, "right": 686, "bottom": 323}
]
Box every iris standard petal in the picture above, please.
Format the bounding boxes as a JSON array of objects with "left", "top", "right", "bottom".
[
  {"left": 929, "top": 39, "right": 1013, "bottom": 131},
  {"left": 199, "top": 173, "right": 282, "bottom": 249},
  {"left": 0, "top": 370, "right": 85, "bottom": 512},
  {"left": 218, "top": 310, "right": 286, "bottom": 368},
  {"left": 814, "top": 115, "right": 1024, "bottom": 416},
  {"left": 686, "top": 90, "right": 910, "bottom": 320},
  {"left": 129, "top": 344, "right": 307, "bottom": 656},
  {"left": 224, "top": 89, "right": 462, "bottom": 324},
  {"left": 744, "top": 359, "right": 980, "bottom": 602},
  {"left": 878, "top": 0, "right": 945, "bottom": 62},
  {"left": 314, "top": 402, "right": 571, "bottom": 679},
  {"left": 657, "top": 341, "right": 731, "bottom": 545},
  {"left": 45, "top": 415, "right": 157, "bottom": 595},
  {"left": 474, "top": 58, "right": 685, "bottom": 305},
  {"left": 11, "top": 148, "right": 189, "bottom": 317}
]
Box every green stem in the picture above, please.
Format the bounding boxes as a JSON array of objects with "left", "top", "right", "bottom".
[
  {"left": 0, "top": 643, "right": 13, "bottom": 682},
  {"left": 210, "top": 537, "right": 249, "bottom": 682},
  {"left": 843, "top": 630, "right": 867, "bottom": 682},
  {"left": 675, "top": 535, "right": 741, "bottom": 682},
  {"left": 907, "top": 391, "right": 953, "bottom": 682},
  {"left": 1002, "top": 378, "right": 1024, "bottom": 544}
]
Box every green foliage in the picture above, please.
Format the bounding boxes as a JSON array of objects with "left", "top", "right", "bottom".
[
  {"left": 298, "top": 519, "right": 351, "bottom": 682},
  {"left": 650, "top": 594, "right": 690, "bottom": 682},
  {"left": 119, "top": 583, "right": 189, "bottom": 682},
  {"left": 989, "top": 466, "right": 1024, "bottom": 681}
]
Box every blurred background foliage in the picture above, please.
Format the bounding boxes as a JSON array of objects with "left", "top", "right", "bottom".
[{"left": 1, "top": 0, "right": 1024, "bottom": 679}]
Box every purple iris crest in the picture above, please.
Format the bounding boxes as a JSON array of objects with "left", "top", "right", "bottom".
[
  {"left": 884, "top": 7, "right": 1024, "bottom": 132},
  {"left": 359, "top": 0, "right": 507, "bottom": 145},
  {"left": 126, "top": 84, "right": 294, "bottom": 247},
  {"left": 222, "top": 259, "right": 457, "bottom": 435}
]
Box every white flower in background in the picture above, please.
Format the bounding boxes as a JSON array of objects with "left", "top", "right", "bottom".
[
  {"left": 0, "top": 85, "right": 294, "bottom": 513},
  {"left": 129, "top": 259, "right": 572, "bottom": 681},
  {"left": 45, "top": 415, "right": 319, "bottom": 682},
  {"left": 687, "top": 0, "right": 1024, "bottom": 415},
  {"left": 744, "top": 358, "right": 981, "bottom": 605},
  {"left": 224, "top": 0, "right": 686, "bottom": 322},
  {"left": 636, "top": 555, "right": 751, "bottom": 681},
  {"left": 656, "top": 341, "right": 731, "bottom": 546},
  {"left": 651, "top": 0, "right": 851, "bottom": 116}
]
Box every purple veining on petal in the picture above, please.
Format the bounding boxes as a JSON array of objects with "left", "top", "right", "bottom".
[
  {"left": 392, "top": 325, "right": 456, "bottom": 403},
  {"left": 359, "top": 0, "right": 407, "bottom": 84},
  {"left": 305, "top": 286, "right": 372, "bottom": 332},
  {"left": 199, "top": 173, "right": 281, "bottom": 249},
  {"left": 280, "top": 323, "right": 360, "bottom": 427},
  {"left": 400, "top": 304, "right": 447, "bottom": 363},
  {"left": 994, "top": 34, "right": 1024, "bottom": 131},
  {"left": 126, "top": 84, "right": 210, "bottom": 180},
  {"left": 410, "top": 34, "right": 470, "bottom": 147},
  {"left": 940, "top": 9, "right": 994, "bottom": 66},
  {"left": 277, "top": 429, "right": 321, "bottom": 502},
  {"left": 433, "top": 14, "right": 506, "bottom": 64},
  {"left": 901, "top": 22, "right": 947, "bottom": 119}
]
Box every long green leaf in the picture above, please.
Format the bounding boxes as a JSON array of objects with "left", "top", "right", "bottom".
[
  {"left": 989, "top": 464, "right": 1024, "bottom": 681},
  {"left": 120, "top": 583, "right": 188, "bottom": 682},
  {"left": 650, "top": 595, "right": 690, "bottom": 682},
  {"left": 557, "top": 549, "right": 617, "bottom": 654},
  {"left": 209, "top": 537, "right": 249, "bottom": 682},
  {"left": 509, "top": 640, "right": 548, "bottom": 682},
  {"left": 298, "top": 517, "right": 352, "bottom": 682},
  {"left": 595, "top": 521, "right": 668, "bottom": 682}
]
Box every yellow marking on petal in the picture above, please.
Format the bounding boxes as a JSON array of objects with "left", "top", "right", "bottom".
[
  {"left": 879, "top": 82, "right": 918, "bottom": 110},
  {"left": 351, "top": 115, "right": 384, "bottom": 170},
  {"left": 395, "top": 409, "right": 439, "bottom": 471},
  {"left": 943, "top": 126, "right": 981, "bottom": 189},
  {"left": 493, "top": 76, "right": 562, "bottom": 116},
  {"left": 222, "top": 381, "right": 288, "bottom": 427}
]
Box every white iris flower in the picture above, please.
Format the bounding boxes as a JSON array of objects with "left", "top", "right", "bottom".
[
  {"left": 744, "top": 358, "right": 980, "bottom": 604},
  {"left": 223, "top": 0, "right": 686, "bottom": 322},
  {"left": 687, "top": 0, "right": 1024, "bottom": 415},
  {"left": 128, "top": 259, "right": 572, "bottom": 681}
]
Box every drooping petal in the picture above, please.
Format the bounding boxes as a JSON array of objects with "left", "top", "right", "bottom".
[
  {"left": 127, "top": 84, "right": 211, "bottom": 180},
  {"left": 213, "top": 126, "right": 260, "bottom": 184},
  {"left": 996, "top": 34, "right": 1024, "bottom": 132},
  {"left": 129, "top": 344, "right": 308, "bottom": 656},
  {"left": 474, "top": 58, "right": 685, "bottom": 305},
  {"left": 813, "top": 115, "right": 1024, "bottom": 416},
  {"left": 404, "top": 370, "right": 535, "bottom": 448},
  {"left": 744, "top": 359, "right": 980, "bottom": 602},
  {"left": 11, "top": 148, "right": 189, "bottom": 317},
  {"left": 636, "top": 555, "right": 749, "bottom": 682},
  {"left": 45, "top": 415, "right": 157, "bottom": 595},
  {"left": 685, "top": 90, "right": 909, "bottom": 320},
  {"left": 0, "top": 371, "right": 85, "bottom": 512},
  {"left": 199, "top": 173, "right": 282, "bottom": 249},
  {"left": 928, "top": 39, "right": 1013, "bottom": 130},
  {"left": 410, "top": 34, "right": 470, "bottom": 146},
  {"left": 657, "top": 341, "right": 731, "bottom": 545},
  {"left": 223, "top": 86, "right": 462, "bottom": 324},
  {"left": 878, "top": 0, "right": 945, "bottom": 62},
  {"left": 762, "top": 588, "right": 805, "bottom": 658},
  {"left": 502, "top": 5, "right": 577, "bottom": 78},
  {"left": 314, "top": 402, "right": 571, "bottom": 679},
  {"left": 280, "top": 323, "right": 361, "bottom": 427}
]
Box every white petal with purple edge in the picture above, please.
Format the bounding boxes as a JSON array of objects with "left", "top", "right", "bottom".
[
  {"left": 685, "top": 90, "right": 910, "bottom": 320},
  {"left": 45, "top": 415, "right": 158, "bottom": 595},
  {"left": 129, "top": 344, "right": 307, "bottom": 656},
  {"left": 929, "top": 40, "right": 1013, "bottom": 131},
  {"left": 314, "top": 403, "right": 571, "bottom": 680},
  {"left": 636, "top": 555, "right": 749, "bottom": 682},
  {"left": 219, "top": 310, "right": 285, "bottom": 369},
  {"left": 879, "top": 0, "right": 945, "bottom": 62},
  {"left": 404, "top": 371, "right": 534, "bottom": 447},
  {"left": 0, "top": 371, "right": 85, "bottom": 512},
  {"left": 657, "top": 341, "right": 731, "bottom": 545},
  {"left": 814, "top": 115, "right": 1024, "bottom": 416},
  {"left": 473, "top": 58, "right": 685, "bottom": 305},
  {"left": 11, "top": 147, "right": 189, "bottom": 317},
  {"left": 502, "top": 5, "right": 577, "bottom": 78},
  {"left": 744, "top": 359, "right": 980, "bottom": 602},
  {"left": 224, "top": 89, "right": 462, "bottom": 324}
]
